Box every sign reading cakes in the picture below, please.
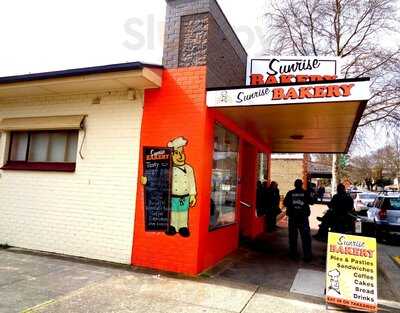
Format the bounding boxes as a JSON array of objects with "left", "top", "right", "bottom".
[
  {"left": 143, "top": 147, "right": 172, "bottom": 231},
  {"left": 326, "top": 232, "right": 378, "bottom": 312},
  {"left": 206, "top": 56, "right": 370, "bottom": 107}
]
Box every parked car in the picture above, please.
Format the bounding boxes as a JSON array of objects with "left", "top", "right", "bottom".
[
  {"left": 366, "top": 193, "right": 400, "bottom": 242},
  {"left": 354, "top": 192, "right": 377, "bottom": 213},
  {"left": 349, "top": 190, "right": 362, "bottom": 199}
]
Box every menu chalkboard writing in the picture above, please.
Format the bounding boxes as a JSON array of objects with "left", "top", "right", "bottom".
[{"left": 143, "top": 147, "right": 172, "bottom": 231}]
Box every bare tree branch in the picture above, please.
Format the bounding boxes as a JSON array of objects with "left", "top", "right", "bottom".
[{"left": 264, "top": 0, "right": 400, "bottom": 131}]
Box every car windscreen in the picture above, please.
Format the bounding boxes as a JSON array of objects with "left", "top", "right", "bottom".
[{"left": 389, "top": 198, "right": 400, "bottom": 210}]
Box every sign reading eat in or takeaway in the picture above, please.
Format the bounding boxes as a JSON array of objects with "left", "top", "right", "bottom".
[{"left": 326, "top": 232, "right": 378, "bottom": 312}]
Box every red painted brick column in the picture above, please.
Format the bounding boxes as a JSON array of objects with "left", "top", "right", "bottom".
[
  {"left": 132, "top": 67, "right": 208, "bottom": 275},
  {"left": 132, "top": 66, "right": 272, "bottom": 275}
]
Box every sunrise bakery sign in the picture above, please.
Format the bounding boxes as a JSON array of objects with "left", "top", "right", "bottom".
[
  {"left": 206, "top": 56, "right": 370, "bottom": 108},
  {"left": 326, "top": 232, "right": 378, "bottom": 312}
]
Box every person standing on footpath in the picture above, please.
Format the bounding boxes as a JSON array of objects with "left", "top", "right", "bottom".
[
  {"left": 313, "top": 183, "right": 354, "bottom": 241},
  {"left": 266, "top": 181, "right": 281, "bottom": 231},
  {"left": 256, "top": 181, "right": 265, "bottom": 217},
  {"left": 284, "top": 179, "right": 313, "bottom": 262},
  {"left": 317, "top": 185, "right": 325, "bottom": 202},
  {"left": 328, "top": 183, "right": 354, "bottom": 233}
]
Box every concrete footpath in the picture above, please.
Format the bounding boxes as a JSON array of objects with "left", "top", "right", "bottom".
[
  {"left": 1, "top": 243, "right": 400, "bottom": 313},
  {"left": 1, "top": 205, "right": 399, "bottom": 313}
]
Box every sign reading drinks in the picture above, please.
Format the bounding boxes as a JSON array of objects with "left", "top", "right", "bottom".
[
  {"left": 143, "top": 147, "right": 172, "bottom": 231},
  {"left": 326, "top": 232, "right": 378, "bottom": 312}
]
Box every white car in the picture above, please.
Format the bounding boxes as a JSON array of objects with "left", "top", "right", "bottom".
[
  {"left": 366, "top": 193, "right": 400, "bottom": 242},
  {"left": 354, "top": 192, "right": 377, "bottom": 212}
]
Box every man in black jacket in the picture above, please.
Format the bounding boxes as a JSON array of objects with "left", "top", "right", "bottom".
[
  {"left": 284, "top": 179, "right": 313, "bottom": 262},
  {"left": 327, "top": 183, "right": 354, "bottom": 233},
  {"left": 313, "top": 183, "right": 354, "bottom": 241}
]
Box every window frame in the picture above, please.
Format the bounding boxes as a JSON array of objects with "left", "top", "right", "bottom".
[
  {"left": 2, "top": 130, "right": 78, "bottom": 172},
  {"left": 209, "top": 123, "right": 240, "bottom": 231}
]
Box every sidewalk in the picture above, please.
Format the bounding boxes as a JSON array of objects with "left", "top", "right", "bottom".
[
  {"left": 27, "top": 262, "right": 400, "bottom": 313},
  {"left": 2, "top": 243, "right": 399, "bottom": 312},
  {"left": 1, "top": 205, "right": 400, "bottom": 313}
]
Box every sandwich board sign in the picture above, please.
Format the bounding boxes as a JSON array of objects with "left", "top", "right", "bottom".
[{"left": 326, "top": 232, "right": 378, "bottom": 312}]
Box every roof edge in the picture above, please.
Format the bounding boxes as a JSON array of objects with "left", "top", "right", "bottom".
[
  {"left": 212, "top": 0, "right": 248, "bottom": 58},
  {"left": 0, "top": 62, "right": 164, "bottom": 85}
]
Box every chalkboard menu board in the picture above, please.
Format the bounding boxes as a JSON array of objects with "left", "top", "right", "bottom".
[{"left": 143, "top": 147, "right": 172, "bottom": 231}]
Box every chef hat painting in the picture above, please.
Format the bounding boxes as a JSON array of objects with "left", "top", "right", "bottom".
[
  {"left": 168, "top": 136, "right": 188, "bottom": 150},
  {"left": 328, "top": 269, "right": 340, "bottom": 278}
]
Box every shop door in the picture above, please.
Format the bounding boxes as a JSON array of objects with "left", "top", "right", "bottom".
[{"left": 238, "top": 141, "right": 257, "bottom": 238}]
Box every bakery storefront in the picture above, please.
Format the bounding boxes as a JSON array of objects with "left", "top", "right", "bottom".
[
  {"left": 131, "top": 1, "right": 370, "bottom": 275},
  {"left": 0, "top": 0, "right": 370, "bottom": 275}
]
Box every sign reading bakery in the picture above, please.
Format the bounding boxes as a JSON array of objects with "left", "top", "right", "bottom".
[
  {"left": 206, "top": 56, "right": 370, "bottom": 108},
  {"left": 207, "top": 80, "right": 370, "bottom": 107},
  {"left": 248, "top": 56, "right": 341, "bottom": 85},
  {"left": 326, "top": 232, "right": 378, "bottom": 312}
]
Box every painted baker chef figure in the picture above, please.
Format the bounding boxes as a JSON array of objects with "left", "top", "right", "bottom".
[{"left": 165, "top": 136, "right": 197, "bottom": 237}]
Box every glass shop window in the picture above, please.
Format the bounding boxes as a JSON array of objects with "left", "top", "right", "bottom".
[
  {"left": 5, "top": 130, "right": 78, "bottom": 171},
  {"left": 209, "top": 124, "right": 239, "bottom": 230}
]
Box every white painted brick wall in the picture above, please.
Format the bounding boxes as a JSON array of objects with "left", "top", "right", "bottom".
[{"left": 0, "top": 90, "right": 143, "bottom": 264}]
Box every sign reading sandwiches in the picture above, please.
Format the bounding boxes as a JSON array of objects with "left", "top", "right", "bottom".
[{"left": 326, "top": 232, "right": 378, "bottom": 312}]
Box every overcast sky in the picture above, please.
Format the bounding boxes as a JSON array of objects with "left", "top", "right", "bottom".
[
  {"left": 0, "top": 0, "right": 266, "bottom": 76},
  {"left": 0, "top": 0, "right": 398, "bottom": 154}
]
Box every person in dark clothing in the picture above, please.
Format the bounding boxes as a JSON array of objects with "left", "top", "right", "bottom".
[
  {"left": 266, "top": 181, "right": 281, "bottom": 231},
  {"left": 256, "top": 181, "right": 265, "bottom": 217},
  {"left": 308, "top": 182, "right": 317, "bottom": 202},
  {"left": 284, "top": 179, "right": 313, "bottom": 262},
  {"left": 317, "top": 185, "right": 325, "bottom": 202},
  {"left": 365, "top": 178, "right": 373, "bottom": 191},
  {"left": 313, "top": 183, "right": 354, "bottom": 241},
  {"left": 328, "top": 183, "right": 354, "bottom": 233}
]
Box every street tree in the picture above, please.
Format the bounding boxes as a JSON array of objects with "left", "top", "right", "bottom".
[
  {"left": 264, "top": 0, "right": 400, "bottom": 192},
  {"left": 348, "top": 136, "right": 400, "bottom": 186}
]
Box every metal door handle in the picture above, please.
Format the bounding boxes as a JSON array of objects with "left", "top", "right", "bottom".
[{"left": 240, "top": 201, "right": 251, "bottom": 208}]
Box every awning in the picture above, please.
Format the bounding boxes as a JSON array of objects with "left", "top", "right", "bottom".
[
  {"left": 206, "top": 78, "right": 370, "bottom": 153},
  {"left": 0, "top": 115, "right": 85, "bottom": 131},
  {"left": 0, "top": 62, "right": 163, "bottom": 99}
]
